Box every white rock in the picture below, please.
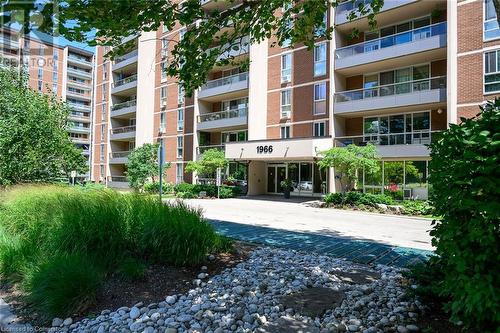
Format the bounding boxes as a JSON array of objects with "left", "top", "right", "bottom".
[
  {"left": 51, "top": 318, "right": 63, "bottom": 327},
  {"left": 130, "top": 306, "right": 141, "bottom": 319},
  {"left": 165, "top": 295, "right": 177, "bottom": 304}
]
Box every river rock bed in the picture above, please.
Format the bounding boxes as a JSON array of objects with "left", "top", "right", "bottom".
[{"left": 53, "top": 247, "right": 422, "bottom": 333}]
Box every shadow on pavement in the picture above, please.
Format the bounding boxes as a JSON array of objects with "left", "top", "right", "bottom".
[{"left": 209, "top": 219, "right": 434, "bottom": 268}]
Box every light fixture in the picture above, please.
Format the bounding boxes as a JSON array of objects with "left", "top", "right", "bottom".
[{"left": 437, "top": 108, "right": 443, "bottom": 114}]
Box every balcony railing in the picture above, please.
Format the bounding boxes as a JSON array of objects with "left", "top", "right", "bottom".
[
  {"left": 336, "top": 22, "right": 447, "bottom": 59},
  {"left": 334, "top": 131, "right": 442, "bottom": 147},
  {"left": 68, "top": 102, "right": 91, "bottom": 111},
  {"left": 68, "top": 126, "right": 90, "bottom": 132},
  {"left": 111, "top": 176, "right": 127, "bottom": 182},
  {"left": 335, "top": 76, "right": 446, "bottom": 103},
  {"left": 113, "top": 74, "right": 137, "bottom": 88},
  {"left": 198, "top": 107, "right": 247, "bottom": 123},
  {"left": 115, "top": 49, "right": 138, "bottom": 64},
  {"left": 203, "top": 72, "right": 248, "bottom": 90},
  {"left": 110, "top": 151, "right": 131, "bottom": 158},
  {"left": 336, "top": 0, "right": 372, "bottom": 16},
  {"left": 68, "top": 54, "right": 92, "bottom": 65},
  {"left": 67, "top": 67, "right": 92, "bottom": 76},
  {"left": 112, "top": 100, "right": 137, "bottom": 111},
  {"left": 111, "top": 125, "right": 136, "bottom": 135},
  {"left": 197, "top": 144, "right": 225, "bottom": 155}
]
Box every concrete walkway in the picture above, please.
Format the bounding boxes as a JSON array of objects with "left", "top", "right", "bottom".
[{"left": 181, "top": 197, "right": 435, "bottom": 268}]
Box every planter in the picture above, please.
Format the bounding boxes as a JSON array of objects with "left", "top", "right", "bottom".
[{"left": 283, "top": 188, "right": 291, "bottom": 199}]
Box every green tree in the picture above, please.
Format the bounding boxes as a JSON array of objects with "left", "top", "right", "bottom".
[
  {"left": 3, "top": 0, "right": 385, "bottom": 94},
  {"left": 126, "top": 143, "right": 170, "bottom": 191},
  {"left": 383, "top": 161, "right": 419, "bottom": 185},
  {"left": 186, "top": 148, "right": 228, "bottom": 177},
  {"left": 0, "top": 68, "right": 87, "bottom": 185},
  {"left": 426, "top": 99, "right": 500, "bottom": 330},
  {"left": 318, "top": 144, "right": 380, "bottom": 191}
]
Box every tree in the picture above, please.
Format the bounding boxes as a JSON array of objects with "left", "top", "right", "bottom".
[
  {"left": 0, "top": 68, "right": 87, "bottom": 185},
  {"left": 426, "top": 99, "right": 500, "bottom": 330},
  {"left": 318, "top": 144, "right": 380, "bottom": 192},
  {"left": 383, "top": 160, "right": 419, "bottom": 185},
  {"left": 186, "top": 148, "right": 227, "bottom": 177},
  {"left": 2, "top": 0, "right": 385, "bottom": 94},
  {"left": 126, "top": 143, "right": 170, "bottom": 191}
]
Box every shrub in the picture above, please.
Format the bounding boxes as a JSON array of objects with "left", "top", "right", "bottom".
[
  {"left": 401, "top": 200, "right": 434, "bottom": 216},
  {"left": 24, "top": 254, "right": 102, "bottom": 319},
  {"left": 323, "top": 191, "right": 394, "bottom": 207},
  {"left": 425, "top": 99, "right": 500, "bottom": 330},
  {"left": 0, "top": 185, "right": 230, "bottom": 319},
  {"left": 173, "top": 182, "right": 196, "bottom": 194},
  {"left": 173, "top": 183, "right": 240, "bottom": 198},
  {"left": 143, "top": 181, "right": 174, "bottom": 194}
]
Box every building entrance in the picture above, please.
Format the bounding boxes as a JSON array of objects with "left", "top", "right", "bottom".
[{"left": 267, "top": 165, "right": 286, "bottom": 193}]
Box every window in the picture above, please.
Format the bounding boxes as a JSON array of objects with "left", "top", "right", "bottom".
[
  {"left": 160, "top": 112, "right": 166, "bottom": 132},
  {"left": 281, "top": 126, "right": 291, "bottom": 139},
  {"left": 484, "top": 50, "right": 500, "bottom": 93},
  {"left": 485, "top": 0, "right": 500, "bottom": 40},
  {"left": 52, "top": 71, "right": 58, "bottom": 82},
  {"left": 222, "top": 130, "right": 247, "bottom": 142},
  {"left": 177, "top": 109, "right": 184, "bottom": 131},
  {"left": 313, "top": 83, "right": 327, "bottom": 115},
  {"left": 281, "top": 53, "right": 292, "bottom": 83},
  {"left": 37, "top": 68, "right": 43, "bottom": 80},
  {"left": 101, "top": 124, "right": 105, "bottom": 141},
  {"left": 52, "top": 83, "right": 57, "bottom": 92},
  {"left": 179, "top": 28, "right": 186, "bottom": 41},
  {"left": 100, "top": 144, "right": 104, "bottom": 162},
  {"left": 100, "top": 165, "right": 105, "bottom": 178},
  {"left": 313, "top": 121, "right": 326, "bottom": 137},
  {"left": 103, "top": 63, "right": 108, "bottom": 80},
  {"left": 177, "top": 136, "right": 183, "bottom": 158},
  {"left": 282, "top": 19, "right": 293, "bottom": 48},
  {"left": 161, "top": 61, "right": 167, "bottom": 80},
  {"left": 363, "top": 111, "right": 430, "bottom": 145},
  {"left": 281, "top": 89, "right": 292, "bottom": 118},
  {"left": 176, "top": 163, "right": 183, "bottom": 183},
  {"left": 162, "top": 24, "right": 168, "bottom": 33},
  {"left": 160, "top": 86, "right": 167, "bottom": 107},
  {"left": 102, "top": 84, "right": 107, "bottom": 101},
  {"left": 37, "top": 80, "right": 42, "bottom": 91},
  {"left": 178, "top": 85, "right": 184, "bottom": 104},
  {"left": 161, "top": 38, "right": 168, "bottom": 57},
  {"left": 221, "top": 97, "right": 248, "bottom": 111},
  {"left": 101, "top": 104, "right": 107, "bottom": 121},
  {"left": 314, "top": 11, "right": 328, "bottom": 37},
  {"left": 314, "top": 42, "right": 327, "bottom": 76}
]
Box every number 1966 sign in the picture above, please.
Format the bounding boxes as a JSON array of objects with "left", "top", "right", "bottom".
[{"left": 256, "top": 145, "right": 273, "bottom": 154}]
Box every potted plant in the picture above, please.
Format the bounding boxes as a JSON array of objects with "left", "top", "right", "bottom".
[{"left": 280, "top": 179, "right": 293, "bottom": 199}]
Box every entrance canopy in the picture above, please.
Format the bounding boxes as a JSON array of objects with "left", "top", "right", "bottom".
[{"left": 225, "top": 137, "right": 333, "bottom": 161}]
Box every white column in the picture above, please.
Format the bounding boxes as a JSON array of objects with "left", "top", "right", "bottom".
[
  {"left": 247, "top": 40, "right": 268, "bottom": 140},
  {"left": 447, "top": 0, "right": 458, "bottom": 125}
]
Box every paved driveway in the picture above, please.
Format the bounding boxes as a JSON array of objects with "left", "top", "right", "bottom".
[{"left": 182, "top": 197, "right": 434, "bottom": 251}]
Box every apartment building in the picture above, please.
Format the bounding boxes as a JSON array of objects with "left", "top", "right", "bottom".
[
  {"left": 0, "top": 27, "right": 94, "bottom": 179},
  {"left": 92, "top": 0, "right": 488, "bottom": 199}
]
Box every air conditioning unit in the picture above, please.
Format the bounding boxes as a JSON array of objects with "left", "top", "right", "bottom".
[
  {"left": 178, "top": 96, "right": 185, "bottom": 104},
  {"left": 281, "top": 110, "right": 291, "bottom": 119},
  {"left": 161, "top": 49, "right": 168, "bottom": 58},
  {"left": 159, "top": 126, "right": 166, "bottom": 134},
  {"left": 281, "top": 74, "right": 291, "bottom": 83},
  {"left": 161, "top": 99, "right": 167, "bottom": 108}
]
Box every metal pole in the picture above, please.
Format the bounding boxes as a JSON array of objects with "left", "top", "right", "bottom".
[{"left": 158, "top": 139, "right": 164, "bottom": 202}]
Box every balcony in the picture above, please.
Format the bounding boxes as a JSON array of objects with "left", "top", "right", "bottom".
[
  {"left": 198, "top": 72, "right": 248, "bottom": 101},
  {"left": 335, "top": 22, "right": 447, "bottom": 74},
  {"left": 67, "top": 79, "right": 92, "bottom": 90},
  {"left": 109, "top": 176, "right": 129, "bottom": 188},
  {"left": 66, "top": 90, "right": 92, "bottom": 101},
  {"left": 110, "top": 125, "right": 136, "bottom": 140},
  {"left": 68, "top": 102, "right": 91, "bottom": 112},
  {"left": 67, "top": 67, "right": 92, "bottom": 79},
  {"left": 68, "top": 126, "right": 91, "bottom": 134},
  {"left": 109, "top": 151, "right": 131, "bottom": 164},
  {"left": 111, "top": 100, "right": 137, "bottom": 118},
  {"left": 210, "top": 36, "right": 249, "bottom": 63},
  {"left": 112, "top": 74, "right": 138, "bottom": 95},
  {"left": 67, "top": 55, "right": 93, "bottom": 68},
  {"left": 68, "top": 114, "right": 91, "bottom": 123},
  {"left": 335, "top": 0, "right": 417, "bottom": 26},
  {"left": 0, "top": 35, "right": 19, "bottom": 50},
  {"left": 198, "top": 107, "right": 248, "bottom": 131},
  {"left": 71, "top": 137, "right": 90, "bottom": 145},
  {"left": 334, "top": 131, "right": 442, "bottom": 158},
  {"left": 113, "top": 49, "right": 138, "bottom": 71},
  {"left": 334, "top": 76, "right": 446, "bottom": 115}
]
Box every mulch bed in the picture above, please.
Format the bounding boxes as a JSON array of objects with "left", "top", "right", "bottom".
[{"left": 0, "top": 241, "right": 256, "bottom": 327}]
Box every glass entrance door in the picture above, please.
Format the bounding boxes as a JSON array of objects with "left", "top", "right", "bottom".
[{"left": 267, "top": 165, "right": 286, "bottom": 193}]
